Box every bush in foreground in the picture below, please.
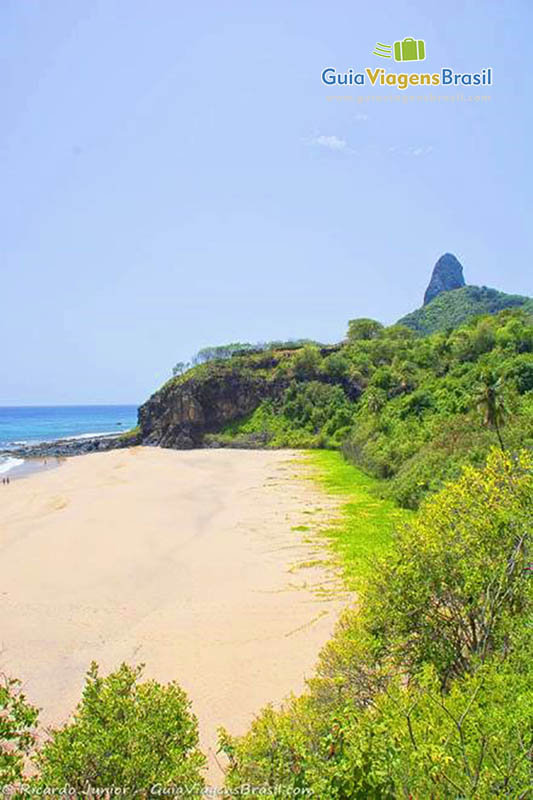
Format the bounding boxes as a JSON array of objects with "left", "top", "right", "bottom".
[
  {"left": 33, "top": 663, "right": 205, "bottom": 798},
  {"left": 0, "top": 673, "right": 39, "bottom": 786}
]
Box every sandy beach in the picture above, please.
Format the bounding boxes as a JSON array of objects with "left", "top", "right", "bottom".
[{"left": 0, "top": 447, "right": 347, "bottom": 783}]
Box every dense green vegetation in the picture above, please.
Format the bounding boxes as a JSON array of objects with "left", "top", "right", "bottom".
[
  {"left": 306, "top": 451, "right": 411, "bottom": 587},
  {"left": 1, "top": 664, "right": 205, "bottom": 796},
  {"left": 172, "top": 339, "right": 321, "bottom": 375},
  {"left": 220, "top": 449, "right": 533, "bottom": 798},
  {"left": 210, "top": 378, "right": 354, "bottom": 449},
  {"left": 398, "top": 285, "right": 533, "bottom": 335},
  {"left": 34, "top": 663, "right": 205, "bottom": 795},
  {"left": 209, "top": 309, "right": 533, "bottom": 509}
]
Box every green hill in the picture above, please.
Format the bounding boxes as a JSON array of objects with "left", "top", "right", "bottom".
[
  {"left": 135, "top": 252, "right": 533, "bottom": 509},
  {"left": 399, "top": 284, "right": 533, "bottom": 335}
]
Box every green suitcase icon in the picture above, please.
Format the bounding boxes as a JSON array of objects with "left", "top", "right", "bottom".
[{"left": 394, "top": 38, "right": 426, "bottom": 62}]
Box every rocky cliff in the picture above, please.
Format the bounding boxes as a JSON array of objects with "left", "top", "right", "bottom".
[
  {"left": 138, "top": 358, "right": 290, "bottom": 448},
  {"left": 136, "top": 345, "right": 357, "bottom": 450},
  {"left": 423, "top": 253, "right": 465, "bottom": 305}
]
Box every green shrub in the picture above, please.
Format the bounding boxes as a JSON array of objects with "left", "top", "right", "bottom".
[
  {"left": 292, "top": 344, "right": 322, "bottom": 379},
  {"left": 347, "top": 318, "right": 384, "bottom": 342},
  {"left": 504, "top": 353, "right": 533, "bottom": 393},
  {"left": 34, "top": 663, "right": 205, "bottom": 797},
  {"left": 0, "top": 674, "right": 39, "bottom": 785},
  {"left": 215, "top": 382, "right": 354, "bottom": 449},
  {"left": 367, "top": 449, "right": 533, "bottom": 685},
  {"left": 337, "top": 633, "right": 533, "bottom": 799},
  {"left": 321, "top": 351, "right": 350, "bottom": 379}
]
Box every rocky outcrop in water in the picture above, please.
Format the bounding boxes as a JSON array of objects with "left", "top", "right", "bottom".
[{"left": 4, "top": 432, "right": 141, "bottom": 459}]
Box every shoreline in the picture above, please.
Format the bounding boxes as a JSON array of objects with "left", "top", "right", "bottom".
[
  {"left": 1, "top": 455, "right": 63, "bottom": 480},
  {"left": 0, "top": 430, "right": 142, "bottom": 479},
  {"left": 0, "top": 446, "right": 348, "bottom": 785}
]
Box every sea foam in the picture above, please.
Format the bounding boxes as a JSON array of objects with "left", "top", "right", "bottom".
[{"left": 0, "top": 456, "right": 24, "bottom": 475}]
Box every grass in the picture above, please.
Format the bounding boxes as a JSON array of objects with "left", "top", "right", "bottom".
[
  {"left": 306, "top": 450, "right": 413, "bottom": 589},
  {"left": 118, "top": 425, "right": 140, "bottom": 441},
  {"left": 215, "top": 402, "right": 323, "bottom": 448}
]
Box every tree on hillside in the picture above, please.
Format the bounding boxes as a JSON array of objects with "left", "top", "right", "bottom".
[
  {"left": 347, "top": 318, "right": 384, "bottom": 342},
  {"left": 292, "top": 344, "right": 322, "bottom": 379},
  {"left": 364, "top": 387, "right": 387, "bottom": 415},
  {"left": 474, "top": 369, "right": 507, "bottom": 450},
  {"left": 172, "top": 361, "right": 190, "bottom": 377}
]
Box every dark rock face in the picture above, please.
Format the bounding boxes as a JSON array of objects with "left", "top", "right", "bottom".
[
  {"left": 423, "top": 253, "right": 465, "bottom": 305},
  {"left": 138, "top": 369, "right": 289, "bottom": 448}
]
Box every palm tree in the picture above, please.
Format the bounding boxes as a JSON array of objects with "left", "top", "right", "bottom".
[
  {"left": 474, "top": 369, "right": 507, "bottom": 451},
  {"left": 366, "top": 387, "right": 387, "bottom": 415}
]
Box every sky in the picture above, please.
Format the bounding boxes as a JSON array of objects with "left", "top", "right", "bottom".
[{"left": 1, "top": 0, "right": 532, "bottom": 404}]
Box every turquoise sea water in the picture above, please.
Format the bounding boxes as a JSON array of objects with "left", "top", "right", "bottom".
[{"left": 0, "top": 405, "right": 138, "bottom": 473}]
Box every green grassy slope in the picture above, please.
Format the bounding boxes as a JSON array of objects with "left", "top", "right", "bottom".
[{"left": 306, "top": 450, "right": 411, "bottom": 588}]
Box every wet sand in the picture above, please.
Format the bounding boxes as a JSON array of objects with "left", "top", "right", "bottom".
[{"left": 0, "top": 447, "right": 346, "bottom": 784}]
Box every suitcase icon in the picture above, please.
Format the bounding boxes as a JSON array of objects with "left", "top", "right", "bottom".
[{"left": 394, "top": 38, "right": 426, "bottom": 62}]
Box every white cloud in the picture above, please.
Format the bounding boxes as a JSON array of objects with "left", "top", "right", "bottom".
[
  {"left": 305, "top": 134, "right": 355, "bottom": 154},
  {"left": 411, "top": 145, "right": 434, "bottom": 157},
  {"left": 387, "top": 144, "right": 434, "bottom": 157},
  {"left": 313, "top": 134, "right": 349, "bottom": 150},
  {"left": 355, "top": 113, "right": 369, "bottom": 121}
]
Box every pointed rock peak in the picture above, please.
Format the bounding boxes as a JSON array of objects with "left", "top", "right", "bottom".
[{"left": 423, "top": 253, "right": 466, "bottom": 305}]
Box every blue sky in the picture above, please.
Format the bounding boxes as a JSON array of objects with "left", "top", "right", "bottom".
[{"left": 1, "top": 0, "right": 531, "bottom": 404}]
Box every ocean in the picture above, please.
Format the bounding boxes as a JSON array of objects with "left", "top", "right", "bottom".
[{"left": 0, "top": 405, "right": 138, "bottom": 474}]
